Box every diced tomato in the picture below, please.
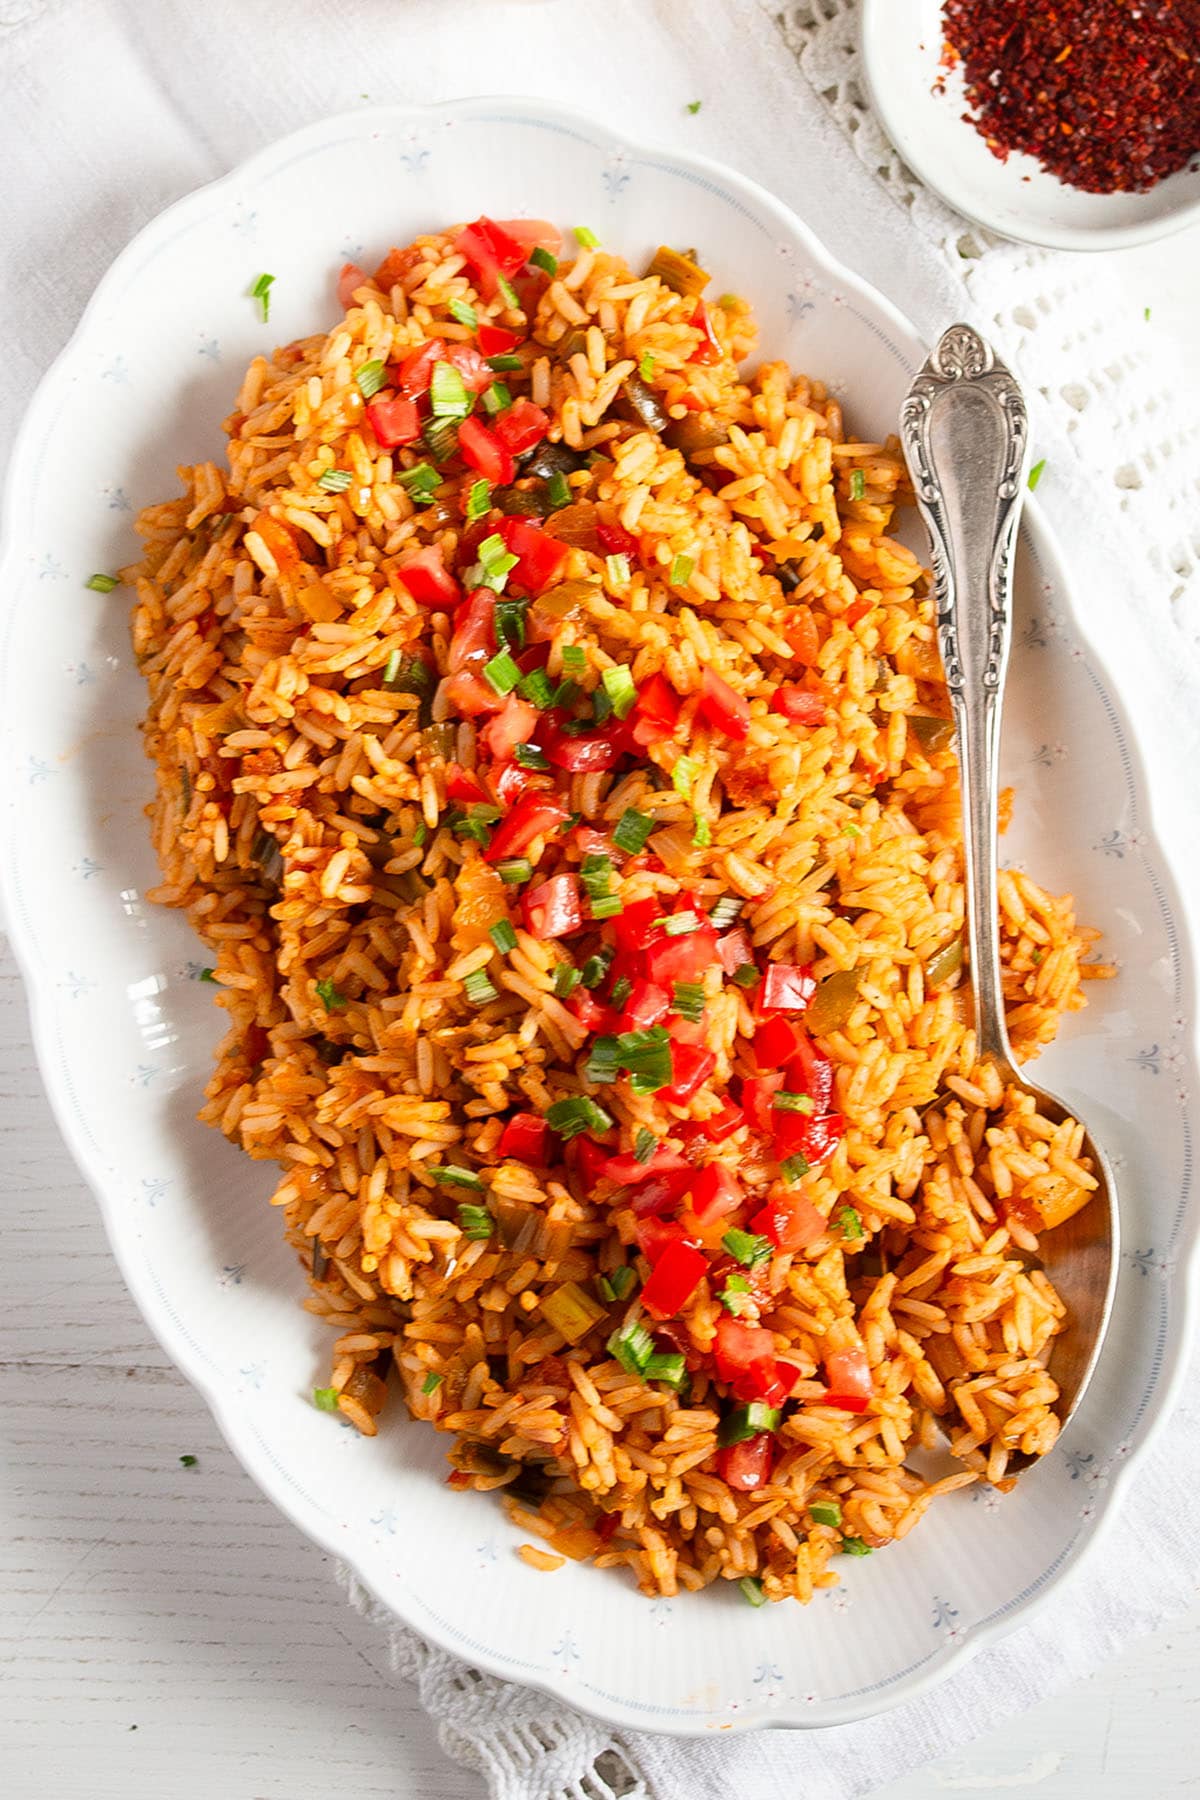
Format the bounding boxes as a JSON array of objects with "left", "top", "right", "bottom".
[
  {"left": 453, "top": 216, "right": 528, "bottom": 299},
  {"left": 602, "top": 1145, "right": 690, "bottom": 1186},
  {"left": 497, "top": 515, "right": 569, "bottom": 595},
  {"left": 717, "top": 1434, "right": 773, "bottom": 1492},
  {"left": 612, "top": 978, "right": 671, "bottom": 1033},
  {"left": 753, "top": 1014, "right": 805, "bottom": 1068},
  {"left": 629, "top": 673, "right": 681, "bottom": 748},
  {"left": 251, "top": 512, "right": 303, "bottom": 574},
  {"left": 449, "top": 588, "right": 497, "bottom": 666},
  {"left": 444, "top": 763, "right": 490, "bottom": 806},
  {"left": 374, "top": 245, "right": 421, "bottom": 290},
  {"left": 610, "top": 897, "right": 662, "bottom": 960},
  {"left": 741, "top": 1072, "right": 785, "bottom": 1134},
  {"left": 491, "top": 760, "right": 535, "bottom": 807},
  {"left": 644, "top": 920, "right": 719, "bottom": 989},
  {"left": 664, "top": 1012, "right": 706, "bottom": 1047},
  {"left": 788, "top": 1032, "right": 835, "bottom": 1112},
  {"left": 573, "top": 1133, "right": 610, "bottom": 1190},
  {"left": 844, "top": 595, "right": 872, "bottom": 628},
  {"left": 770, "top": 1110, "right": 845, "bottom": 1168},
  {"left": 493, "top": 217, "right": 565, "bottom": 259},
  {"left": 568, "top": 989, "right": 609, "bottom": 1034},
  {"left": 521, "top": 872, "right": 584, "bottom": 939},
  {"left": 698, "top": 1099, "right": 744, "bottom": 1143},
  {"left": 822, "top": 1392, "right": 870, "bottom": 1413},
  {"left": 688, "top": 1163, "right": 743, "bottom": 1229},
  {"left": 493, "top": 398, "right": 551, "bottom": 457},
  {"left": 337, "top": 262, "right": 367, "bottom": 308},
  {"left": 458, "top": 415, "right": 516, "bottom": 485},
  {"left": 823, "top": 1344, "right": 873, "bottom": 1401},
  {"left": 445, "top": 672, "right": 502, "bottom": 717},
  {"left": 365, "top": 395, "right": 422, "bottom": 448},
  {"left": 688, "top": 300, "right": 722, "bottom": 365},
  {"left": 716, "top": 928, "right": 755, "bottom": 978},
  {"left": 661, "top": 1042, "right": 717, "bottom": 1106},
  {"left": 698, "top": 668, "right": 750, "bottom": 741},
  {"left": 596, "top": 518, "right": 638, "bottom": 559},
  {"left": 713, "top": 1317, "right": 777, "bottom": 1393},
  {"left": 634, "top": 1216, "right": 688, "bottom": 1265},
  {"left": 395, "top": 338, "right": 446, "bottom": 398},
  {"left": 497, "top": 1112, "right": 551, "bottom": 1163},
  {"left": 786, "top": 604, "right": 821, "bottom": 667},
  {"left": 629, "top": 1168, "right": 700, "bottom": 1216},
  {"left": 480, "top": 693, "right": 539, "bottom": 764},
  {"left": 760, "top": 963, "right": 817, "bottom": 1014},
  {"left": 750, "top": 1194, "right": 827, "bottom": 1254},
  {"left": 771, "top": 686, "right": 826, "bottom": 726},
  {"left": 441, "top": 341, "right": 494, "bottom": 395},
  {"left": 394, "top": 546, "right": 461, "bottom": 608},
  {"left": 571, "top": 826, "right": 613, "bottom": 860},
  {"left": 640, "top": 1239, "right": 708, "bottom": 1319},
  {"left": 484, "top": 791, "right": 573, "bottom": 865},
  {"left": 539, "top": 714, "right": 628, "bottom": 773},
  {"left": 478, "top": 322, "right": 523, "bottom": 356},
  {"left": 752, "top": 1358, "right": 802, "bottom": 1409}
]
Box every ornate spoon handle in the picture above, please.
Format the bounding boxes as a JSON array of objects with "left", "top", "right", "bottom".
[{"left": 900, "top": 325, "right": 1031, "bottom": 1074}]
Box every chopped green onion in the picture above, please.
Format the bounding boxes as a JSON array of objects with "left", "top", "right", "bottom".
[
  {"left": 605, "top": 553, "right": 631, "bottom": 587},
  {"left": 672, "top": 981, "right": 706, "bottom": 1022},
  {"left": 558, "top": 645, "right": 586, "bottom": 678},
  {"left": 315, "top": 978, "right": 347, "bottom": 1013},
  {"left": 85, "top": 572, "right": 119, "bottom": 592},
  {"left": 633, "top": 1127, "right": 657, "bottom": 1164},
  {"left": 661, "top": 910, "right": 702, "bottom": 937},
  {"left": 610, "top": 976, "right": 632, "bottom": 1010},
  {"left": 428, "top": 1164, "right": 484, "bottom": 1191},
  {"left": 1028, "top": 458, "right": 1046, "bottom": 491},
  {"left": 1144, "top": 306, "right": 1152, "bottom": 322},
  {"left": 250, "top": 272, "right": 275, "bottom": 321},
  {"left": 497, "top": 857, "right": 534, "bottom": 885},
  {"left": 423, "top": 415, "right": 461, "bottom": 463},
  {"left": 709, "top": 895, "right": 744, "bottom": 930},
  {"left": 613, "top": 808, "right": 654, "bottom": 854},
  {"left": 397, "top": 462, "right": 441, "bottom": 502},
  {"left": 489, "top": 919, "right": 518, "bottom": 954},
  {"left": 486, "top": 352, "right": 524, "bottom": 372},
  {"left": 580, "top": 946, "right": 615, "bottom": 988},
  {"left": 601, "top": 665, "right": 638, "bottom": 718},
  {"left": 546, "top": 1095, "right": 614, "bottom": 1140},
  {"left": 493, "top": 596, "right": 527, "bottom": 650},
  {"left": 463, "top": 967, "right": 498, "bottom": 1006},
  {"left": 355, "top": 358, "right": 387, "bottom": 400},
  {"left": 686, "top": 99, "right": 703, "bottom": 114},
  {"left": 842, "top": 822, "right": 863, "bottom": 839},
  {"left": 608, "top": 1264, "right": 637, "bottom": 1300},
  {"left": 496, "top": 273, "right": 520, "bottom": 310},
  {"left": 720, "top": 1275, "right": 755, "bottom": 1316},
  {"left": 730, "top": 964, "right": 760, "bottom": 989},
  {"left": 382, "top": 650, "right": 432, "bottom": 694},
  {"left": 518, "top": 667, "right": 556, "bottom": 709},
  {"left": 841, "top": 1536, "right": 872, "bottom": 1556},
  {"left": 581, "top": 853, "right": 615, "bottom": 900},
  {"left": 529, "top": 245, "right": 558, "bottom": 276},
  {"left": 718, "top": 1401, "right": 781, "bottom": 1445},
  {"left": 413, "top": 822, "right": 428, "bottom": 847},
  {"left": 723, "top": 1227, "right": 773, "bottom": 1269},
  {"left": 607, "top": 1318, "right": 654, "bottom": 1375},
  {"left": 810, "top": 1501, "right": 842, "bottom": 1528},
  {"left": 553, "top": 962, "right": 582, "bottom": 999},
  {"left": 482, "top": 380, "right": 512, "bottom": 415},
  {"left": 669, "top": 553, "right": 694, "bottom": 587},
  {"left": 318, "top": 468, "right": 353, "bottom": 493},
  {"left": 421, "top": 1371, "right": 443, "bottom": 1395},
  {"left": 452, "top": 804, "right": 501, "bottom": 846},
  {"left": 552, "top": 679, "right": 582, "bottom": 711},
  {"left": 198, "top": 967, "right": 217, "bottom": 983},
  {"left": 646, "top": 1350, "right": 687, "bottom": 1390},
  {"left": 574, "top": 226, "right": 600, "bottom": 250},
  {"left": 430, "top": 361, "right": 472, "bottom": 418},
  {"left": 546, "top": 470, "right": 572, "bottom": 510},
  {"left": 849, "top": 469, "right": 865, "bottom": 501},
  {"left": 457, "top": 1202, "right": 494, "bottom": 1240},
  {"left": 692, "top": 813, "right": 712, "bottom": 848},
  {"left": 313, "top": 1387, "right": 340, "bottom": 1412},
  {"left": 585, "top": 1037, "right": 621, "bottom": 1084},
  {"left": 773, "top": 1090, "right": 816, "bottom": 1114},
  {"left": 483, "top": 649, "right": 522, "bottom": 695},
  {"left": 466, "top": 478, "right": 491, "bottom": 521},
  {"left": 739, "top": 1576, "right": 767, "bottom": 1606},
  {"left": 591, "top": 685, "right": 614, "bottom": 726},
  {"left": 780, "top": 1153, "right": 811, "bottom": 1183},
  {"left": 540, "top": 1280, "right": 607, "bottom": 1343},
  {"left": 513, "top": 742, "right": 549, "bottom": 770},
  {"left": 449, "top": 297, "right": 478, "bottom": 330},
  {"left": 179, "top": 1453, "right": 198, "bottom": 1467},
  {"left": 639, "top": 350, "right": 655, "bottom": 381},
  {"left": 671, "top": 756, "right": 699, "bottom": 798},
  {"left": 836, "top": 1204, "right": 865, "bottom": 1242}
]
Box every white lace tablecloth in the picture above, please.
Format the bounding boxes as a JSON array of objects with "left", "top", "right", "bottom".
[{"left": 2, "top": 2, "right": 1199, "bottom": 1797}]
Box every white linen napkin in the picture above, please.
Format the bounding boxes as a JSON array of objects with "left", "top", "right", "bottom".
[{"left": 3, "top": 3, "right": 1199, "bottom": 1796}]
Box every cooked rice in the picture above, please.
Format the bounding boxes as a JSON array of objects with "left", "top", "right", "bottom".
[{"left": 126, "top": 222, "right": 1110, "bottom": 1604}]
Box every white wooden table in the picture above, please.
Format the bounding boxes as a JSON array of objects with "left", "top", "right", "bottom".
[{"left": 3, "top": 235, "right": 1197, "bottom": 1800}]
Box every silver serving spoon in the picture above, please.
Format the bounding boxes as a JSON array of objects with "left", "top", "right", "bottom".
[{"left": 900, "top": 324, "right": 1118, "bottom": 1473}]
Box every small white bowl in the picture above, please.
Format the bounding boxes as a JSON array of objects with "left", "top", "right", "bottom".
[{"left": 861, "top": 0, "right": 1200, "bottom": 250}]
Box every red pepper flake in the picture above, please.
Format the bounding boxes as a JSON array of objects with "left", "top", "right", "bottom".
[{"left": 940, "top": 0, "right": 1200, "bottom": 193}]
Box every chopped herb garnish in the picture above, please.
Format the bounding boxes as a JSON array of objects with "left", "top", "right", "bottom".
[
  {"left": 482, "top": 380, "right": 512, "bottom": 416},
  {"left": 718, "top": 1400, "right": 781, "bottom": 1445},
  {"left": 513, "top": 742, "right": 549, "bottom": 770},
  {"left": 250, "top": 272, "right": 275, "bottom": 322},
  {"left": 179, "top": 1454, "right": 198, "bottom": 1467},
  {"left": 671, "top": 756, "right": 699, "bottom": 798},
  {"left": 580, "top": 946, "right": 615, "bottom": 988},
  {"left": 586, "top": 1025, "right": 673, "bottom": 1093},
  {"left": 836, "top": 1204, "right": 865, "bottom": 1242},
  {"left": 601, "top": 665, "right": 638, "bottom": 718},
  {"left": 486, "top": 352, "right": 524, "bottom": 372},
  {"left": 843, "top": 822, "right": 862, "bottom": 838},
  {"left": 720, "top": 1274, "right": 755, "bottom": 1316},
  {"left": 553, "top": 962, "right": 582, "bottom": 999},
  {"left": 633, "top": 1127, "right": 657, "bottom": 1164},
  {"left": 421, "top": 1371, "right": 443, "bottom": 1395},
  {"left": 608, "top": 1264, "right": 637, "bottom": 1300},
  {"left": 496, "top": 273, "right": 520, "bottom": 310},
  {"left": 315, "top": 978, "right": 347, "bottom": 1013},
  {"left": 489, "top": 919, "right": 518, "bottom": 954},
  {"left": 1144, "top": 306, "right": 1152, "bottom": 322},
  {"left": 428, "top": 1164, "right": 485, "bottom": 1190},
  {"left": 449, "top": 297, "right": 478, "bottom": 330},
  {"left": 774, "top": 1090, "right": 816, "bottom": 1114},
  {"left": 672, "top": 981, "right": 705, "bottom": 1022},
  {"left": 692, "top": 813, "right": 712, "bottom": 848},
  {"left": 709, "top": 895, "right": 744, "bottom": 929},
  {"left": 85, "top": 572, "right": 118, "bottom": 592},
  {"left": 452, "top": 804, "right": 501, "bottom": 845},
  {"left": 463, "top": 967, "right": 499, "bottom": 1006},
  {"left": 355, "top": 359, "right": 387, "bottom": 400},
  {"left": 591, "top": 685, "right": 614, "bottom": 726},
  {"left": 686, "top": 99, "right": 702, "bottom": 114},
  {"left": 546, "top": 469, "right": 572, "bottom": 510},
  {"left": 493, "top": 595, "right": 528, "bottom": 650},
  {"left": 497, "top": 856, "right": 534, "bottom": 885},
  {"left": 518, "top": 666, "right": 556, "bottom": 709},
  {"left": 551, "top": 677, "right": 582, "bottom": 710},
  {"left": 849, "top": 469, "right": 865, "bottom": 501},
  {"left": 413, "top": 822, "right": 428, "bottom": 847},
  {"left": 430, "top": 361, "right": 473, "bottom": 420},
  {"left": 646, "top": 1350, "right": 687, "bottom": 1389},
  {"left": 810, "top": 1500, "right": 842, "bottom": 1528},
  {"left": 580, "top": 853, "right": 616, "bottom": 910},
  {"left": 1028, "top": 458, "right": 1046, "bottom": 491},
  {"left": 780, "top": 1152, "right": 811, "bottom": 1182},
  {"left": 198, "top": 967, "right": 217, "bottom": 983},
  {"left": 383, "top": 650, "right": 432, "bottom": 694},
  {"left": 605, "top": 552, "right": 631, "bottom": 587},
  {"left": 574, "top": 226, "right": 600, "bottom": 250},
  {"left": 669, "top": 553, "right": 694, "bottom": 586},
  {"left": 483, "top": 649, "right": 523, "bottom": 695},
  {"left": 613, "top": 808, "right": 654, "bottom": 854},
  {"left": 723, "top": 1227, "right": 772, "bottom": 1269},
  {"left": 457, "top": 1202, "right": 494, "bottom": 1240},
  {"left": 317, "top": 468, "right": 353, "bottom": 493},
  {"left": 397, "top": 462, "right": 441, "bottom": 502},
  {"left": 607, "top": 1318, "right": 654, "bottom": 1375},
  {"left": 547, "top": 1095, "right": 615, "bottom": 1140},
  {"left": 661, "top": 910, "right": 702, "bottom": 937},
  {"left": 841, "top": 1535, "right": 872, "bottom": 1556},
  {"left": 639, "top": 350, "right": 655, "bottom": 381},
  {"left": 609, "top": 976, "right": 633, "bottom": 1010},
  {"left": 739, "top": 1576, "right": 767, "bottom": 1606},
  {"left": 313, "top": 1387, "right": 340, "bottom": 1412},
  {"left": 529, "top": 245, "right": 558, "bottom": 276},
  {"left": 730, "top": 964, "right": 760, "bottom": 990},
  {"left": 466, "top": 478, "right": 492, "bottom": 521},
  {"left": 423, "top": 415, "right": 461, "bottom": 463}
]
